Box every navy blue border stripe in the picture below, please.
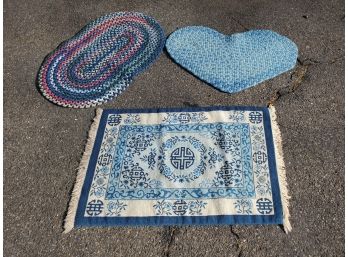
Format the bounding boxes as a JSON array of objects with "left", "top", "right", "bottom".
[
  {"left": 75, "top": 106, "right": 283, "bottom": 227},
  {"left": 261, "top": 108, "right": 283, "bottom": 224}
]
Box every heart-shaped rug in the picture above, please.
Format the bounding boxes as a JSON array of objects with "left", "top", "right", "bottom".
[
  {"left": 166, "top": 27, "right": 298, "bottom": 93},
  {"left": 38, "top": 12, "right": 165, "bottom": 108}
]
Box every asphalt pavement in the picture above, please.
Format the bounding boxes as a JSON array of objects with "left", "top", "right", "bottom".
[{"left": 4, "top": 0, "right": 344, "bottom": 256}]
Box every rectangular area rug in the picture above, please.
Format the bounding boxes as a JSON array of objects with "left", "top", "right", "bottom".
[{"left": 64, "top": 106, "right": 291, "bottom": 233}]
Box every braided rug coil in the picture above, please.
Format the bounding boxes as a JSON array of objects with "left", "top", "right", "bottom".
[{"left": 38, "top": 12, "right": 165, "bottom": 108}]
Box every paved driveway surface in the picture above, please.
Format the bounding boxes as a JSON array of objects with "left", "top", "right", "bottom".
[{"left": 4, "top": 0, "right": 344, "bottom": 256}]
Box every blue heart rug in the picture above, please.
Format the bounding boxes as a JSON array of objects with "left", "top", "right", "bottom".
[{"left": 166, "top": 27, "right": 298, "bottom": 93}]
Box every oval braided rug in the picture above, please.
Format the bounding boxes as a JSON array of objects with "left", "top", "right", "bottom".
[{"left": 38, "top": 12, "right": 165, "bottom": 108}]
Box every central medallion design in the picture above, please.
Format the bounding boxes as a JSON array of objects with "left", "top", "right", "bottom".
[
  {"left": 170, "top": 147, "right": 195, "bottom": 169},
  {"left": 159, "top": 136, "right": 207, "bottom": 183}
]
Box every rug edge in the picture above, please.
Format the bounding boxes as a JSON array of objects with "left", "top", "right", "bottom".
[
  {"left": 63, "top": 108, "right": 103, "bottom": 233},
  {"left": 268, "top": 105, "right": 292, "bottom": 233}
]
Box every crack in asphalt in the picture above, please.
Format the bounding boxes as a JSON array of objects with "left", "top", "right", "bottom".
[
  {"left": 230, "top": 226, "right": 244, "bottom": 257},
  {"left": 163, "top": 227, "right": 178, "bottom": 257},
  {"left": 163, "top": 226, "right": 244, "bottom": 257},
  {"left": 267, "top": 59, "right": 310, "bottom": 106},
  {"left": 267, "top": 53, "right": 344, "bottom": 106},
  {"left": 297, "top": 56, "right": 344, "bottom": 65},
  {"left": 230, "top": 16, "right": 249, "bottom": 31},
  {"left": 267, "top": 54, "right": 343, "bottom": 106}
]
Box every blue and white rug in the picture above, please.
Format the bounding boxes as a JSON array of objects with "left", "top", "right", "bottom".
[
  {"left": 166, "top": 27, "right": 298, "bottom": 93},
  {"left": 64, "top": 106, "right": 291, "bottom": 233}
]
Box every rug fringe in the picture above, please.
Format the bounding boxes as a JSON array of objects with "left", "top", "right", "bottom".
[
  {"left": 268, "top": 105, "right": 292, "bottom": 233},
  {"left": 63, "top": 108, "right": 103, "bottom": 233}
]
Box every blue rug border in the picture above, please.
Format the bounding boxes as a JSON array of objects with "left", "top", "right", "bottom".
[{"left": 75, "top": 105, "right": 284, "bottom": 227}]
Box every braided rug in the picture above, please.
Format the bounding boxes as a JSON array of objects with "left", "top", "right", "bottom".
[{"left": 38, "top": 12, "right": 165, "bottom": 108}]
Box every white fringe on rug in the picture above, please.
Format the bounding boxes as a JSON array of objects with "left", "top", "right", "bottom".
[
  {"left": 63, "top": 108, "right": 103, "bottom": 233},
  {"left": 268, "top": 105, "right": 292, "bottom": 233}
]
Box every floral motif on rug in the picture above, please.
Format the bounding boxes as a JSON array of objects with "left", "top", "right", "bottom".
[{"left": 64, "top": 106, "right": 291, "bottom": 233}]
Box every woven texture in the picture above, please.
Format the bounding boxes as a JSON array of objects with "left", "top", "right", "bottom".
[
  {"left": 166, "top": 27, "right": 298, "bottom": 93},
  {"left": 38, "top": 12, "right": 165, "bottom": 108},
  {"left": 65, "top": 106, "right": 290, "bottom": 232}
]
